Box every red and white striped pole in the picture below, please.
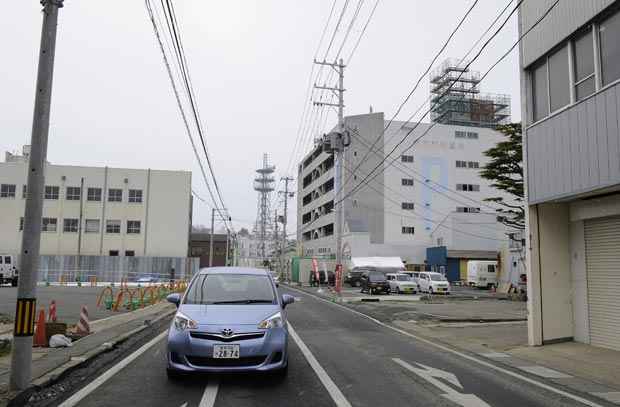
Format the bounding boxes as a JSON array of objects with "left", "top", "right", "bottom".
[{"left": 76, "top": 305, "right": 90, "bottom": 336}]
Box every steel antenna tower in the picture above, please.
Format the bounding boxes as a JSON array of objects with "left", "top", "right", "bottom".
[{"left": 253, "top": 154, "right": 276, "bottom": 263}]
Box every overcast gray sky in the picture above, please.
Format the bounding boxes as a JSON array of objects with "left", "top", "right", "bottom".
[{"left": 0, "top": 1, "right": 520, "bottom": 233}]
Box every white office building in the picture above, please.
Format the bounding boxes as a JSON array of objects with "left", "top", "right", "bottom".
[
  {"left": 0, "top": 146, "right": 192, "bottom": 259},
  {"left": 296, "top": 112, "right": 508, "bottom": 267}
]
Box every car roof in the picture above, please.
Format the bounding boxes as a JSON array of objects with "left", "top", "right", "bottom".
[{"left": 198, "top": 267, "right": 270, "bottom": 276}]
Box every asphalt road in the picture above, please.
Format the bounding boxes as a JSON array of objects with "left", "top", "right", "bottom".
[{"left": 60, "top": 286, "right": 609, "bottom": 407}]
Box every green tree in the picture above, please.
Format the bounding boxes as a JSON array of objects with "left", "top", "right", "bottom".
[{"left": 480, "top": 123, "right": 524, "bottom": 230}]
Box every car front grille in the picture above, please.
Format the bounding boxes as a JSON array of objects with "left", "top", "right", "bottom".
[
  {"left": 189, "top": 331, "right": 265, "bottom": 342},
  {"left": 186, "top": 355, "right": 267, "bottom": 367}
]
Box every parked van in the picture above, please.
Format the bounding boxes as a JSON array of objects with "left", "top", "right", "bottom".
[
  {"left": 467, "top": 261, "right": 498, "bottom": 289},
  {"left": 0, "top": 255, "right": 18, "bottom": 287}
]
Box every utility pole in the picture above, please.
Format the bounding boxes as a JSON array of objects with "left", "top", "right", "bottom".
[
  {"left": 225, "top": 230, "right": 230, "bottom": 266},
  {"left": 274, "top": 209, "right": 279, "bottom": 271},
  {"left": 279, "top": 176, "right": 294, "bottom": 281},
  {"left": 313, "top": 58, "right": 347, "bottom": 294},
  {"left": 10, "top": 0, "right": 64, "bottom": 391},
  {"left": 209, "top": 208, "right": 215, "bottom": 267}
]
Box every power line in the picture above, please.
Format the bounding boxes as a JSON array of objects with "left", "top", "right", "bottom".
[{"left": 346, "top": 0, "right": 380, "bottom": 64}]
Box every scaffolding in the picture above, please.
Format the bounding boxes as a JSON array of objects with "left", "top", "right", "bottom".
[{"left": 430, "top": 58, "right": 511, "bottom": 128}]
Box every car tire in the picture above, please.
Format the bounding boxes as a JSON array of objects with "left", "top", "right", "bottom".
[
  {"left": 11, "top": 279, "right": 18, "bottom": 287},
  {"left": 166, "top": 368, "right": 184, "bottom": 380},
  {"left": 397, "top": 287, "right": 401, "bottom": 294},
  {"left": 429, "top": 287, "right": 434, "bottom": 295},
  {"left": 273, "top": 362, "right": 288, "bottom": 380}
]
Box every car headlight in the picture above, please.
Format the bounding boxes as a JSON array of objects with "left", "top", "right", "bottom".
[
  {"left": 173, "top": 312, "right": 198, "bottom": 331},
  {"left": 257, "top": 312, "right": 283, "bottom": 329}
]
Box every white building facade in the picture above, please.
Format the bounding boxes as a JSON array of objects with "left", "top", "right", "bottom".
[
  {"left": 0, "top": 148, "right": 192, "bottom": 259},
  {"left": 297, "top": 112, "right": 506, "bottom": 267},
  {"left": 519, "top": 1, "right": 620, "bottom": 350}
]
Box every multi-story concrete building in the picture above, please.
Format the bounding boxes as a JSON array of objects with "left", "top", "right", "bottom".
[
  {"left": 519, "top": 1, "right": 620, "bottom": 351},
  {"left": 296, "top": 112, "right": 508, "bottom": 268},
  {"left": 0, "top": 146, "right": 192, "bottom": 259}
]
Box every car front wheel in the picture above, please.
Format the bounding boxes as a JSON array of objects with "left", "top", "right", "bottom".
[{"left": 166, "top": 368, "right": 184, "bottom": 380}]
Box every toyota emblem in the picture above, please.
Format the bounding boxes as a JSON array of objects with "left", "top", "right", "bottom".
[{"left": 221, "top": 328, "right": 234, "bottom": 337}]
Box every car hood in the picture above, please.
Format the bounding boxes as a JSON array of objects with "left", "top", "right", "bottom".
[{"left": 178, "top": 304, "right": 281, "bottom": 325}]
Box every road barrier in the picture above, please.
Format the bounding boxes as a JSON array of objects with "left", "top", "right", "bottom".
[
  {"left": 48, "top": 300, "right": 57, "bottom": 322},
  {"left": 89, "top": 275, "right": 97, "bottom": 287},
  {"left": 96, "top": 280, "right": 187, "bottom": 313}
]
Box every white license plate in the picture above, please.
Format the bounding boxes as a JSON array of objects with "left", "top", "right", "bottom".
[{"left": 213, "top": 344, "right": 240, "bottom": 359}]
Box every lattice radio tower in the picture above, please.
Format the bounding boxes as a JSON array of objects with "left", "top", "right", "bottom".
[{"left": 253, "top": 154, "right": 275, "bottom": 263}]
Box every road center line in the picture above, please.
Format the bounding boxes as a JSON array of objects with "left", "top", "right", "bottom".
[
  {"left": 58, "top": 330, "right": 168, "bottom": 407},
  {"left": 199, "top": 379, "right": 219, "bottom": 407},
  {"left": 287, "top": 322, "right": 352, "bottom": 407},
  {"left": 285, "top": 286, "right": 605, "bottom": 407}
]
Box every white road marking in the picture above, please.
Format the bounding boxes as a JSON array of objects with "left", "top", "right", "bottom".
[
  {"left": 58, "top": 330, "right": 168, "bottom": 407},
  {"left": 518, "top": 366, "right": 572, "bottom": 379},
  {"left": 414, "top": 362, "right": 463, "bottom": 389},
  {"left": 180, "top": 403, "right": 188, "bottom": 407},
  {"left": 288, "top": 322, "right": 352, "bottom": 407},
  {"left": 199, "top": 379, "right": 219, "bottom": 407},
  {"left": 590, "top": 392, "right": 620, "bottom": 404},
  {"left": 479, "top": 352, "right": 511, "bottom": 358},
  {"left": 393, "top": 358, "right": 490, "bottom": 407},
  {"left": 285, "top": 286, "right": 606, "bottom": 407}
]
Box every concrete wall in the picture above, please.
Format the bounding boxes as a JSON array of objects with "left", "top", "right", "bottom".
[{"left": 0, "top": 161, "right": 191, "bottom": 258}]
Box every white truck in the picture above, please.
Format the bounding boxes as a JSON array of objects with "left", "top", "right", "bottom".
[
  {"left": 467, "top": 260, "right": 498, "bottom": 289},
  {"left": 0, "top": 255, "right": 18, "bottom": 287}
]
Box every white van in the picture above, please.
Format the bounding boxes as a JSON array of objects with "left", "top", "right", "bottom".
[
  {"left": 0, "top": 255, "right": 18, "bottom": 287},
  {"left": 467, "top": 261, "right": 498, "bottom": 289}
]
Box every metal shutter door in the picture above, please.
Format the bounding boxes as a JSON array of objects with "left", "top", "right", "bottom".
[{"left": 585, "top": 216, "right": 620, "bottom": 351}]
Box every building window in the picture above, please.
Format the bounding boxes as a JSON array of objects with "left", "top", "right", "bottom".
[
  {"left": 66, "top": 186, "right": 81, "bottom": 201},
  {"left": 456, "top": 184, "right": 480, "bottom": 192},
  {"left": 456, "top": 160, "right": 467, "bottom": 168},
  {"left": 128, "top": 189, "right": 143, "bottom": 203},
  {"left": 455, "top": 130, "right": 467, "bottom": 138},
  {"left": 19, "top": 217, "right": 24, "bottom": 231},
  {"left": 42, "top": 217, "right": 57, "bottom": 232},
  {"left": 600, "top": 11, "right": 620, "bottom": 86},
  {"left": 401, "top": 202, "right": 414, "bottom": 210},
  {"left": 125, "top": 250, "right": 135, "bottom": 257},
  {"left": 0, "top": 184, "right": 16, "bottom": 198},
  {"left": 127, "top": 220, "right": 141, "bottom": 234},
  {"left": 109, "top": 250, "right": 119, "bottom": 257},
  {"left": 401, "top": 178, "right": 414, "bottom": 186},
  {"left": 456, "top": 206, "right": 481, "bottom": 213},
  {"left": 106, "top": 220, "right": 121, "bottom": 234},
  {"left": 63, "top": 218, "right": 79, "bottom": 233},
  {"left": 466, "top": 132, "right": 479, "bottom": 139},
  {"left": 532, "top": 60, "right": 549, "bottom": 122},
  {"left": 548, "top": 45, "right": 570, "bottom": 112},
  {"left": 108, "top": 188, "right": 123, "bottom": 202},
  {"left": 45, "top": 186, "right": 59, "bottom": 200},
  {"left": 573, "top": 28, "right": 595, "bottom": 100},
  {"left": 87, "top": 187, "right": 102, "bottom": 202},
  {"left": 85, "top": 219, "right": 100, "bottom": 233},
  {"left": 468, "top": 161, "right": 479, "bottom": 169},
  {"left": 401, "top": 226, "right": 415, "bottom": 234},
  {"left": 401, "top": 155, "right": 414, "bottom": 163},
  {"left": 22, "top": 185, "right": 27, "bottom": 199}
]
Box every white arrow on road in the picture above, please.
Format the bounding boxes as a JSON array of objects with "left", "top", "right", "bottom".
[{"left": 393, "top": 358, "right": 491, "bottom": 407}]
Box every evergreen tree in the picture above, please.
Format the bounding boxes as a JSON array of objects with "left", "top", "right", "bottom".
[{"left": 480, "top": 123, "right": 524, "bottom": 229}]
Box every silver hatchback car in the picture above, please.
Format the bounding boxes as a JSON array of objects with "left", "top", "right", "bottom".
[{"left": 166, "top": 267, "right": 294, "bottom": 378}]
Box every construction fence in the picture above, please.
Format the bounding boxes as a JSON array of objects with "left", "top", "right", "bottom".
[{"left": 36, "top": 255, "right": 200, "bottom": 284}]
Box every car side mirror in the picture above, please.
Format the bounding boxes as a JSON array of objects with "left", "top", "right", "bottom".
[
  {"left": 281, "top": 294, "right": 295, "bottom": 308},
  {"left": 167, "top": 293, "right": 181, "bottom": 307}
]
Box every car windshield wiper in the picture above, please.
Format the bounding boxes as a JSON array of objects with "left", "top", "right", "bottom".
[{"left": 212, "top": 299, "right": 274, "bottom": 304}]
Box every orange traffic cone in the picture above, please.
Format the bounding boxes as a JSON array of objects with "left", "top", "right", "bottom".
[
  {"left": 33, "top": 308, "right": 47, "bottom": 347},
  {"left": 76, "top": 305, "right": 90, "bottom": 336}
]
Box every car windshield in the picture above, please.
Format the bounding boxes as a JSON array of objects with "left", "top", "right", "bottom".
[
  {"left": 183, "top": 274, "right": 276, "bottom": 305},
  {"left": 430, "top": 274, "right": 447, "bottom": 281},
  {"left": 368, "top": 272, "right": 385, "bottom": 282},
  {"left": 396, "top": 275, "right": 411, "bottom": 281}
]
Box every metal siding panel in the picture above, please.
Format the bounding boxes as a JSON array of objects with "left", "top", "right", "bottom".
[
  {"left": 586, "top": 97, "right": 600, "bottom": 188},
  {"left": 560, "top": 112, "right": 572, "bottom": 194},
  {"left": 527, "top": 127, "right": 538, "bottom": 202},
  {"left": 577, "top": 102, "right": 589, "bottom": 190},
  {"left": 521, "top": 0, "right": 615, "bottom": 67},
  {"left": 613, "top": 86, "right": 620, "bottom": 178},
  {"left": 568, "top": 107, "right": 580, "bottom": 194},
  {"left": 585, "top": 216, "right": 620, "bottom": 351},
  {"left": 549, "top": 121, "right": 560, "bottom": 196},
  {"left": 596, "top": 94, "right": 610, "bottom": 184}
]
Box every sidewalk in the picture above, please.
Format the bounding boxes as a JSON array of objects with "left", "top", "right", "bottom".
[{"left": 0, "top": 301, "right": 175, "bottom": 404}]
